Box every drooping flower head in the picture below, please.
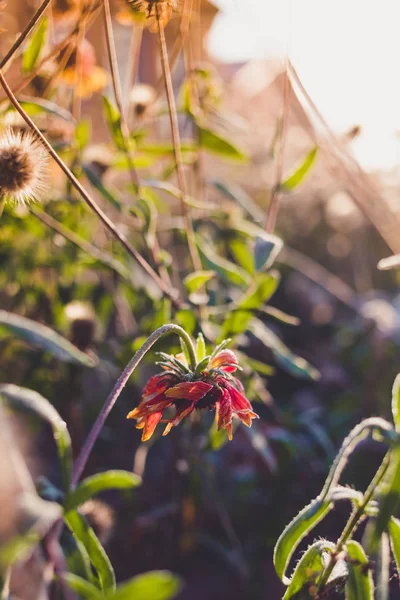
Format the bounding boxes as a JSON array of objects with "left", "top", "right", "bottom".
[
  {"left": 0, "top": 129, "right": 49, "bottom": 205},
  {"left": 127, "top": 336, "right": 258, "bottom": 441}
]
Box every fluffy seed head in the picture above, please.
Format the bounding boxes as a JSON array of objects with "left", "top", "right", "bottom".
[{"left": 0, "top": 129, "right": 49, "bottom": 205}]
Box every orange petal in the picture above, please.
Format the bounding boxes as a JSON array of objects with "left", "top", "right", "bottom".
[
  {"left": 142, "top": 412, "right": 163, "bottom": 442},
  {"left": 165, "top": 381, "right": 212, "bottom": 401}
]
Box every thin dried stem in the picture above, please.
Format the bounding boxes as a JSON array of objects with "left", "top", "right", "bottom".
[
  {"left": 0, "top": 0, "right": 52, "bottom": 70},
  {"left": 103, "top": 0, "right": 140, "bottom": 192},
  {"left": 0, "top": 69, "right": 180, "bottom": 306},
  {"left": 265, "top": 56, "right": 290, "bottom": 234},
  {"left": 102, "top": 0, "right": 172, "bottom": 287},
  {"left": 157, "top": 14, "right": 202, "bottom": 273}
]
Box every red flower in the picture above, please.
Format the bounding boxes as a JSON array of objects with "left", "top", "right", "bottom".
[{"left": 127, "top": 343, "right": 258, "bottom": 441}]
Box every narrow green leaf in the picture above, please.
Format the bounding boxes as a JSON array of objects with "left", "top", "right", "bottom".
[
  {"left": 282, "top": 540, "right": 335, "bottom": 599},
  {"left": 389, "top": 516, "right": 400, "bottom": 578},
  {"left": 0, "top": 385, "right": 72, "bottom": 491},
  {"left": 250, "top": 319, "right": 320, "bottom": 381},
  {"left": 184, "top": 271, "right": 216, "bottom": 294},
  {"left": 369, "top": 445, "right": 400, "bottom": 553},
  {"left": 345, "top": 540, "right": 373, "bottom": 600},
  {"left": 109, "top": 571, "right": 181, "bottom": 600},
  {"left": 196, "top": 333, "right": 206, "bottom": 362},
  {"left": 64, "top": 510, "right": 116, "bottom": 592},
  {"left": 65, "top": 471, "right": 141, "bottom": 512},
  {"left": 18, "top": 99, "right": 74, "bottom": 122},
  {"left": 0, "top": 310, "right": 96, "bottom": 367},
  {"left": 197, "top": 238, "right": 250, "bottom": 287},
  {"left": 22, "top": 17, "right": 48, "bottom": 73},
  {"left": 210, "top": 180, "right": 265, "bottom": 223},
  {"left": 274, "top": 496, "right": 333, "bottom": 584},
  {"left": 392, "top": 374, "right": 400, "bottom": 433},
  {"left": 254, "top": 234, "right": 284, "bottom": 271},
  {"left": 102, "top": 96, "right": 125, "bottom": 152},
  {"left": 198, "top": 126, "right": 247, "bottom": 162},
  {"left": 280, "top": 146, "right": 318, "bottom": 192},
  {"left": 83, "top": 165, "right": 122, "bottom": 212},
  {"left": 64, "top": 574, "right": 103, "bottom": 600}
]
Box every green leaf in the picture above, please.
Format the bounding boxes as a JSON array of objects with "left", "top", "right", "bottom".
[
  {"left": 368, "top": 445, "right": 400, "bottom": 553},
  {"left": 208, "top": 419, "right": 229, "bottom": 451},
  {"left": 210, "top": 180, "right": 265, "bottom": 223},
  {"left": 0, "top": 385, "right": 72, "bottom": 491},
  {"left": 22, "top": 16, "right": 48, "bottom": 73},
  {"left": 197, "top": 238, "right": 250, "bottom": 287},
  {"left": 280, "top": 146, "right": 318, "bottom": 192},
  {"left": 392, "top": 374, "right": 400, "bottom": 433},
  {"left": 274, "top": 496, "right": 333, "bottom": 584},
  {"left": 75, "top": 120, "right": 91, "bottom": 151},
  {"left": 345, "top": 540, "right": 373, "bottom": 600},
  {"left": 102, "top": 96, "right": 125, "bottom": 152},
  {"left": 389, "top": 516, "right": 400, "bottom": 578},
  {"left": 230, "top": 238, "right": 254, "bottom": 274},
  {"left": 250, "top": 319, "right": 320, "bottom": 380},
  {"left": 184, "top": 271, "right": 216, "bottom": 294},
  {"left": 110, "top": 571, "right": 181, "bottom": 600},
  {"left": 254, "top": 234, "right": 284, "bottom": 271},
  {"left": 64, "top": 574, "right": 103, "bottom": 600},
  {"left": 282, "top": 540, "right": 335, "bottom": 599},
  {"left": 198, "top": 126, "right": 247, "bottom": 162},
  {"left": 196, "top": 333, "right": 206, "bottom": 362},
  {"left": 65, "top": 471, "right": 141, "bottom": 512},
  {"left": 18, "top": 99, "right": 74, "bottom": 122},
  {"left": 64, "top": 510, "right": 116, "bottom": 592},
  {"left": 83, "top": 165, "right": 122, "bottom": 212},
  {"left": 0, "top": 310, "right": 95, "bottom": 367},
  {"left": 220, "top": 272, "right": 280, "bottom": 339}
]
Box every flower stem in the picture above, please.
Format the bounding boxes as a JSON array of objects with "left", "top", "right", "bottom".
[
  {"left": 0, "top": 0, "right": 52, "bottom": 70},
  {"left": 72, "top": 324, "right": 197, "bottom": 484},
  {"left": 317, "top": 451, "right": 391, "bottom": 592},
  {"left": 157, "top": 15, "right": 202, "bottom": 274},
  {"left": 0, "top": 69, "right": 180, "bottom": 307}
]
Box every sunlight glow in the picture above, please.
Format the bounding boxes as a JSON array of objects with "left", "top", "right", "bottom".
[{"left": 210, "top": 0, "right": 400, "bottom": 170}]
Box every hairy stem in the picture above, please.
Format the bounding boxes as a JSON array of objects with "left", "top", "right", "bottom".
[
  {"left": 318, "top": 451, "right": 391, "bottom": 592},
  {"left": 157, "top": 15, "right": 202, "bottom": 273},
  {"left": 0, "top": 69, "right": 180, "bottom": 306},
  {"left": 0, "top": 0, "right": 52, "bottom": 70},
  {"left": 72, "top": 324, "right": 197, "bottom": 484}
]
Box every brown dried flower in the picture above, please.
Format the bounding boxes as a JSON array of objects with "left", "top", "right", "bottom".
[
  {"left": 128, "top": 0, "right": 179, "bottom": 30},
  {"left": 0, "top": 129, "right": 49, "bottom": 204}
]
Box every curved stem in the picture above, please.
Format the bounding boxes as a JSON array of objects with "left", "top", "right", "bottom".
[
  {"left": 0, "top": 0, "right": 52, "bottom": 70},
  {"left": 0, "top": 69, "right": 180, "bottom": 307},
  {"left": 72, "top": 324, "right": 197, "bottom": 484}
]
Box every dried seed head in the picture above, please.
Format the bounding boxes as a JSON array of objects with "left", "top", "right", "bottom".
[
  {"left": 0, "top": 129, "right": 49, "bottom": 205},
  {"left": 129, "top": 84, "right": 156, "bottom": 121},
  {"left": 128, "top": 0, "right": 179, "bottom": 30}
]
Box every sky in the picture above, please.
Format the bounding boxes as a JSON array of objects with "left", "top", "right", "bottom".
[{"left": 209, "top": 0, "right": 400, "bottom": 171}]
